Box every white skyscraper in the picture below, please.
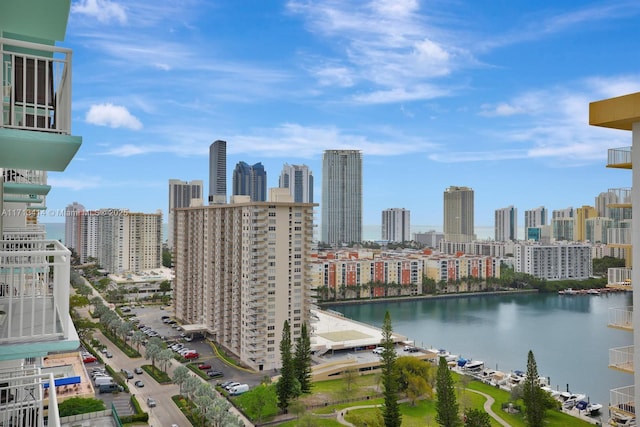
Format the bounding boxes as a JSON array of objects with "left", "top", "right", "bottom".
[
  {"left": 495, "top": 205, "right": 517, "bottom": 242},
  {"left": 168, "top": 179, "right": 203, "bottom": 248},
  {"left": 64, "top": 201, "right": 85, "bottom": 250},
  {"left": 321, "top": 150, "right": 362, "bottom": 245},
  {"left": 382, "top": 208, "right": 410, "bottom": 242},
  {"left": 524, "top": 206, "right": 548, "bottom": 229},
  {"left": 279, "top": 163, "right": 314, "bottom": 203}
]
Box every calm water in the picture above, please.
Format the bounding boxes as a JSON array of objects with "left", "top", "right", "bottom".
[{"left": 327, "top": 292, "right": 632, "bottom": 407}]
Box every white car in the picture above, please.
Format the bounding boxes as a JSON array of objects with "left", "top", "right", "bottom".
[{"left": 372, "top": 347, "right": 384, "bottom": 355}]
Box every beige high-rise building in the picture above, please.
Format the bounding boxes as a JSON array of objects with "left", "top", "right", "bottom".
[
  {"left": 443, "top": 186, "right": 475, "bottom": 242},
  {"left": 173, "top": 193, "right": 316, "bottom": 371}
]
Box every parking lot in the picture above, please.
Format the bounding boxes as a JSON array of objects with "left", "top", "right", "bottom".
[{"left": 124, "top": 304, "right": 264, "bottom": 388}]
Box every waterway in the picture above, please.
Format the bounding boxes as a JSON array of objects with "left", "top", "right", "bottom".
[{"left": 326, "top": 291, "right": 632, "bottom": 408}]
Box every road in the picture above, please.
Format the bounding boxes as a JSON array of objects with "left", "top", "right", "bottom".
[{"left": 77, "top": 277, "right": 254, "bottom": 426}]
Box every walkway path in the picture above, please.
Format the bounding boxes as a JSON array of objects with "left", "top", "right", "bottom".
[
  {"left": 333, "top": 390, "right": 512, "bottom": 427},
  {"left": 467, "top": 389, "right": 512, "bottom": 427}
]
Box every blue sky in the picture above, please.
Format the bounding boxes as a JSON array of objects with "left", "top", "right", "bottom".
[{"left": 46, "top": 0, "right": 640, "bottom": 229}]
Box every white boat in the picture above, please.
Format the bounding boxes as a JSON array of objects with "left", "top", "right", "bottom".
[
  {"left": 586, "top": 402, "right": 602, "bottom": 415},
  {"left": 465, "top": 360, "right": 484, "bottom": 371},
  {"left": 587, "top": 289, "right": 600, "bottom": 295}
]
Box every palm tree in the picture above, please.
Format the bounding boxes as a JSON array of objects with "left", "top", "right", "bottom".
[
  {"left": 158, "top": 349, "right": 174, "bottom": 373},
  {"left": 172, "top": 366, "right": 190, "bottom": 394},
  {"left": 131, "top": 330, "right": 145, "bottom": 351},
  {"left": 145, "top": 340, "right": 162, "bottom": 369}
]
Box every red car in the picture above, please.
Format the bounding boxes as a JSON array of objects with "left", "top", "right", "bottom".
[
  {"left": 198, "top": 364, "right": 211, "bottom": 370},
  {"left": 184, "top": 352, "right": 199, "bottom": 359},
  {"left": 83, "top": 355, "right": 97, "bottom": 363}
]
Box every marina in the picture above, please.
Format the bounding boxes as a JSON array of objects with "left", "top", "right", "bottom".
[{"left": 327, "top": 290, "right": 633, "bottom": 424}]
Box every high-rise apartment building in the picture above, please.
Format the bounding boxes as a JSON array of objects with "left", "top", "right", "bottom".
[
  {"left": 382, "top": 208, "right": 410, "bottom": 243},
  {"left": 97, "top": 210, "right": 162, "bottom": 274},
  {"left": 279, "top": 163, "right": 313, "bottom": 203},
  {"left": 443, "top": 186, "right": 475, "bottom": 243},
  {"left": 413, "top": 230, "right": 444, "bottom": 248},
  {"left": 321, "top": 150, "right": 362, "bottom": 245},
  {"left": 575, "top": 205, "right": 598, "bottom": 242},
  {"left": 495, "top": 205, "right": 517, "bottom": 242},
  {"left": 0, "top": 2, "right": 82, "bottom": 425},
  {"left": 168, "top": 179, "right": 203, "bottom": 248},
  {"left": 524, "top": 206, "right": 548, "bottom": 229},
  {"left": 232, "top": 161, "right": 267, "bottom": 201},
  {"left": 208, "top": 140, "right": 227, "bottom": 204},
  {"left": 590, "top": 92, "right": 639, "bottom": 425},
  {"left": 64, "top": 201, "right": 85, "bottom": 250},
  {"left": 173, "top": 191, "right": 316, "bottom": 371}
]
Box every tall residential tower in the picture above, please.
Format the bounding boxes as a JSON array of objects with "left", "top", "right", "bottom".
[
  {"left": 382, "top": 208, "right": 410, "bottom": 243},
  {"left": 443, "top": 186, "right": 475, "bottom": 243},
  {"left": 208, "top": 140, "right": 227, "bottom": 204},
  {"left": 279, "top": 163, "right": 313, "bottom": 203},
  {"left": 168, "top": 179, "right": 203, "bottom": 248},
  {"left": 495, "top": 205, "right": 517, "bottom": 242},
  {"left": 232, "top": 161, "right": 267, "bottom": 202},
  {"left": 321, "top": 150, "right": 362, "bottom": 245}
]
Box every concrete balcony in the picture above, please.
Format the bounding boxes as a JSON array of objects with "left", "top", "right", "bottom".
[
  {"left": 2, "top": 224, "right": 47, "bottom": 241},
  {"left": 609, "top": 346, "right": 634, "bottom": 374},
  {"left": 606, "top": 187, "right": 632, "bottom": 208},
  {"left": 0, "top": 37, "right": 81, "bottom": 172},
  {"left": 609, "top": 307, "right": 633, "bottom": 331},
  {"left": 608, "top": 228, "right": 632, "bottom": 247},
  {"left": 610, "top": 385, "right": 635, "bottom": 416},
  {"left": 606, "top": 147, "right": 632, "bottom": 169},
  {"left": 608, "top": 267, "right": 632, "bottom": 290},
  {"left": 0, "top": 367, "right": 60, "bottom": 427},
  {"left": 0, "top": 239, "right": 78, "bottom": 361}
]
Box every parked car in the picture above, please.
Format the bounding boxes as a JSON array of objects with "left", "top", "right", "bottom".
[
  {"left": 207, "top": 370, "right": 223, "bottom": 378},
  {"left": 83, "top": 355, "right": 97, "bottom": 363},
  {"left": 219, "top": 380, "right": 234, "bottom": 388},
  {"left": 198, "top": 364, "right": 211, "bottom": 370},
  {"left": 184, "top": 352, "right": 199, "bottom": 360},
  {"left": 372, "top": 347, "right": 384, "bottom": 355},
  {"left": 147, "top": 397, "right": 157, "bottom": 408},
  {"left": 105, "top": 352, "right": 113, "bottom": 358},
  {"left": 99, "top": 383, "right": 123, "bottom": 394},
  {"left": 134, "top": 380, "right": 144, "bottom": 387},
  {"left": 225, "top": 382, "right": 240, "bottom": 391},
  {"left": 229, "top": 384, "right": 249, "bottom": 396},
  {"left": 134, "top": 367, "right": 143, "bottom": 374}
]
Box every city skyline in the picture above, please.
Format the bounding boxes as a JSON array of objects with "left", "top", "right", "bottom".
[{"left": 42, "top": 1, "right": 639, "bottom": 226}]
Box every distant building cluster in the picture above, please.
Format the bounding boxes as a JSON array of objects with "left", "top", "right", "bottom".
[{"left": 64, "top": 203, "right": 162, "bottom": 274}]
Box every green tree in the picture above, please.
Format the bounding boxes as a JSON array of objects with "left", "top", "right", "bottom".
[
  {"left": 380, "top": 311, "right": 401, "bottom": 427},
  {"left": 243, "top": 385, "right": 278, "bottom": 423},
  {"left": 523, "top": 350, "right": 547, "bottom": 427},
  {"left": 159, "top": 280, "right": 172, "bottom": 297},
  {"left": 162, "top": 247, "right": 172, "bottom": 267},
  {"left": 436, "top": 356, "right": 461, "bottom": 427},
  {"left": 293, "top": 322, "right": 312, "bottom": 394},
  {"left": 276, "top": 320, "right": 298, "bottom": 412},
  {"left": 172, "top": 365, "right": 191, "bottom": 395},
  {"left": 463, "top": 409, "right": 491, "bottom": 427}
]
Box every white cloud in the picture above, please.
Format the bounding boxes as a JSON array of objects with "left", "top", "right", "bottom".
[
  {"left": 85, "top": 103, "right": 143, "bottom": 130},
  {"left": 71, "top": 0, "right": 127, "bottom": 24}
]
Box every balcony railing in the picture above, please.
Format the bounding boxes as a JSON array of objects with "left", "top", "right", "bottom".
[
  {"left": 608, "top": 267, "right": 632, "bottom": 289},
  {"left": 2, "top": 224, "right": 47, "bottom": 241},
  {"left": 608, "top": 228, "right": 632, "bottom": 246},
  {"left": 609, "top": 307, "right": 634, "bottom": 331},
  {"left": 607, "top": 147, "right": 632, "bottom": 168},
  {"left": 610, "top": 385, "right": 635, "bottom": 416},
  {"left": 1, "top": 37, "right": 72, "bottom": 134},
  {"left": 609, "top": 346, "right": 634, "bottom": 373},
  {"left": 0, "top": 239, "right": 71, "bottom": 345},
  {"left": 0, "top": 368, "right": 60, "bottom": 427},
  {"left": 607, "top": 187, "right": 632, "bottom": 206}
]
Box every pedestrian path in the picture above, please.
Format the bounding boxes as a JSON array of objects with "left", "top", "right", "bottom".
[{"left": 332, "top": 390, "right": 512, "bottom": 427}]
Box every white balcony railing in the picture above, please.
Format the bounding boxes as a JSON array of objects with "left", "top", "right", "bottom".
[
  {"left": 608, "top": 267, "right": 632, "bottom": 289},
  {"left": 1, "top": 37, "right": 72, "bottom": 134},
  {"left": 609, "top": 346, "right": 634, "bottom": 373},
  {"left": 0, "top": 368, "right": 60, "bottom": 427},
  {"left": 610, "top": 385, "right": 636, "bottom": 416},
  {"left": 608, "top": 228, "right": 632, "bottom": 246},
  {"left": 0, "top": 239, "right": 71, "bottom": 344},
  {"left": 609, "top": 307, "right": 634, "bottom": 331},
  {"left": 608, "top": 147, "right": 632, "bottom": 167},
  {"left": 607, "top": 188, "right": 632, "bottom": 205},
  {"left": 2, "top": 224, "right": 47, "bottom": 241},
  {"left": 2, "top": 169, "right": 47, "bottom": 187}
]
